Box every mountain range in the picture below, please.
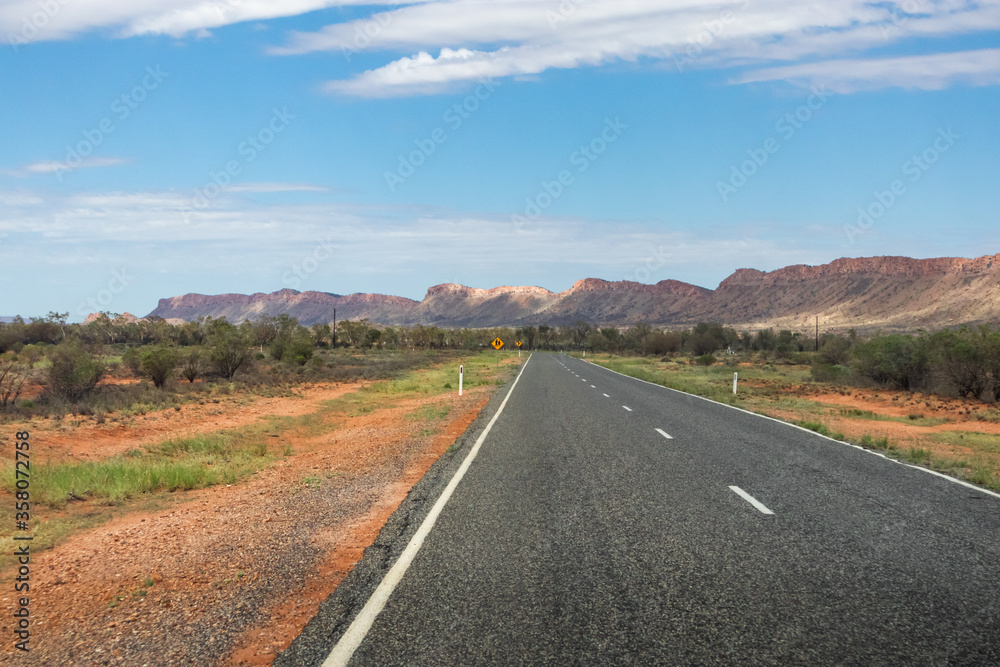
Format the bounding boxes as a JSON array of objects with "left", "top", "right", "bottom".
[{"left": 146, "top": 253, "right": 1000, "bottom": 332}]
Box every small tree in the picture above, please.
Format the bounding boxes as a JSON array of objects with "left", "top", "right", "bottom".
[
  {"left": 140, "top": 346, "right": 178, "bottom": 389},
  {"left": 586, "top": 332, "right": 609, "bottom": 352},
  {"left": 18, "top": 344, "right": 44, "bottom": 368},
  {"left": 0, "top": 355, "right": 30, "bottom": 408},
  {"left": 46, "top": 342, "right": 105, "bottom": 401},
  {"left": 288, "top": 330, "right": 314, "bottom": 365},
  {"left": 210, "top": 330, "right": 251, "bottom": 380},
  {"left": 645, "top": 332, "right": 682, "bottom": 356},
  {"left": 182, "top": 351, "right": 201, "bottom": 383},
  {"left": 121, "top": 347, "right": 143, "bottom": 377}
]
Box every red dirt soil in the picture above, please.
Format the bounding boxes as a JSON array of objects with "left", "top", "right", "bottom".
[{"left": 0, "top": 374, "right": 502, "bottom": 666}]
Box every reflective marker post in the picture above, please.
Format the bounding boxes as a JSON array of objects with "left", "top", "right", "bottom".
[
  {"left": 733, "top": 372, "right": 738, "bottom": 395},
  {"left": 459, "top": 365, "right": 463, "bottom": 397}
]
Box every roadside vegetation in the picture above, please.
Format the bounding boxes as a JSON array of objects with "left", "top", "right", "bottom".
[
  {"left": 0, "top": 311, "right": 521, "bottom": 422},
  {"left": 4, "top": 310, "right": 1000, "bottom": 555},
  {"left": 0, "top": 339, "right": 516, "bottom": 571}
]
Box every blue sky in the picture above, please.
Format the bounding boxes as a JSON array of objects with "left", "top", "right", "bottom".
[{"left": 2, "top": 0, "right": 999, "bottom": 321}]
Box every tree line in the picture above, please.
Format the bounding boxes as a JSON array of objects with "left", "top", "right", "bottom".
[{"left": 3, "top": 312, "right": 1000, "bottom": 409}]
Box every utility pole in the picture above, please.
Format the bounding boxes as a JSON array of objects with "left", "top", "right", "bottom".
[
  {"left": 333, "top": 308, "right": 337, "bottom": 348},
  {"left": 815, "top": 315, "right": 819, "bottom": 352}
]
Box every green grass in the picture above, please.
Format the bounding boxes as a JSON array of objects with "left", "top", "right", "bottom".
[
  {"left": 1, "top": 428, "right": 276, "bottom": 508},
  {"left": 406, "top": 404, "right": 452, "bottom": 422},
  {"left": 0, "top": 349, "right": 521, "bottom": 576},
  {"left": 835, "top": 407, "right": 949, "bottom": 427},
  {"left": 930, "top": 431, "right": 1000, "bottom": 455}
]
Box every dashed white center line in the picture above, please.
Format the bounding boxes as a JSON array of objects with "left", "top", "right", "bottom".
[
  {"left": 622, "top": 406, "right": 632, "bottom": 412},
  {"left": 590, "top": 385, "right": 595, "bottom": 388},
  {"left": 729, "top": 486, "right": 774, "bottom": 515},
  {"left": 603, "top": 393, "right": 609, "bottom": 397},
  {"left": 655, "top": 428, "right": 673, "bottom": 440}
]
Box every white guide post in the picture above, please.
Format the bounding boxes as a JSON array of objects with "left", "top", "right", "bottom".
[
  {"left": 733, "top": 372, "right": 738, "bottom": 395},
  {"left": 459, "top": 365, "right": 463, "bottom": 397}
]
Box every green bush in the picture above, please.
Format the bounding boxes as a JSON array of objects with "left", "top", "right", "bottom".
[
  {"left": 644, "top": 332, "right": 683, "bottom": 356},
  {"left": 140, "top": 346, "right": 178, "bottom": 389},
  {"left": 121, "top": 347, "right": 143, "bottom": 377},
  {"left": 695, "top": 354, "right": 717, "bottom": 366},
  {"left": 852, "top": 334, "right": 929, "bottom": 390},
  {"left": 811, "top": 363, "right": 851, "bottom": 383},
  {"left": 46, "top": 342, "right": 105, "bottom": 401},
  {"left": 182, "top": 350, "right": 201, "bottom": 383},
  {"left": 210, "top": 330, "right": 252, "bottom": 380}
]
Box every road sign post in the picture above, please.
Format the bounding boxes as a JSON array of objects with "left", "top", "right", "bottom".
[{"left": 491, "top": 337, "right": 504, "bottom": 364}]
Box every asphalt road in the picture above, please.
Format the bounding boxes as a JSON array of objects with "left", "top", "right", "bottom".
[{"left": 279, "top": 352, "right": 1000, "bottom": 666}]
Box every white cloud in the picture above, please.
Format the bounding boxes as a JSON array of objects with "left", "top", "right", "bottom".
[
  {"left": 0, "top": 192, "right": 43, "bottom": 206},
  {"left": 736, "top": 48, "right": 1000, "bottom": 92},
  {"left": 0, "top": 191, "right": 839, "bottom": 296},
  {"left": 13, "top": 157, "right": 130, "bottom": 175},
  {"left": 0, "top": 0, "right": 408, "bottom": 43},
  {"left": 279, "top": 0, "right": 1000, "bottom": 96},
  {"left": 226, "top": 182, "right": 331, "bottom": 193},
  {"left": 3, "top": 1, "right": 1000, "bottom": 96}
]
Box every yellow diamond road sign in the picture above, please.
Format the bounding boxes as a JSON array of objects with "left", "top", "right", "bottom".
[
  {"left": 516, "top": 341, "right": 522, "bottom": 347},
  {"left": 491, "top": 337, "right": 504, "bottom": 350}
]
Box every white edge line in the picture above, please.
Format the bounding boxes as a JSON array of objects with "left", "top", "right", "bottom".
[
  {"left": 655, "top": 428, "right": 673, "bottom": 440},
  {"left": 729, "top": 485, "right": 774, "bottom": 515},
  {"left": 322, "top": 354, "right": 533, "bottom": 667},
  {"left": 583, "top": 359, "right": 1000, "bottom": 502}
]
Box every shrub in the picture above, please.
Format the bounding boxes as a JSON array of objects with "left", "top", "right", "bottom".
[
  {"left": 695, "top": 354, "right": 717, "bottom": 366},
  {"left": 46, "top": 342, "right": 105, "bottom": 401},
  {"left": 210, "top": 330, "right": 252, "bottom": 380},
  {"left": 586, "top": 332, "right": 609, "bottom": 352},
  {"left": 819, "top": 334, "right": 853, "bottom": 366},
  {"left": 852, "top": 334, "right": 930, "bottom": 390},
  {"left": 0, "top": 356, "right": 30, "bottom": 408},
  {"left": 811, "top": 363, "right": 851, "bottom": 383},
  {"left": 121, "top": 347, "right": 143, "bottom": 377},
  {"left": 18, "top": 344, "right": 44, "bottom": 368},
  {"left": 928, "top": 327, "right": 996, "bottom": 400},
  {"left": 140, "top": 346, "right": 178, "bottom": 389},
  {"left": 182, "top": 351, "right": 201, "bottom": 383},
  {"left": 645, "top": 332, "right": 683, "bottom": 356}
]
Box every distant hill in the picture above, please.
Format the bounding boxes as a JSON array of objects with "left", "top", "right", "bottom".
[{"left": 145, "top": 253, "right": 1000, "bottom": 332}]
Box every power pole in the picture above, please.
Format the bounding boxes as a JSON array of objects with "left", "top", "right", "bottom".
[
  {"left": 815, "top": 315, "right": 819, "bottom": 352},
  {"left": 333, "top": 308, "right": 337, "bottom": 348}
]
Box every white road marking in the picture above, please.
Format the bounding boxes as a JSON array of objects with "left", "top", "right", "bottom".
[
  {"left": 622, "top": 406, "right": 632, "bottom": 412},
  {"left": 581, "top": 358, "right": 1000, "bottom": 503},
  {"left": 603, "top": 393, "right": 610, "bottom": 397},
  {"left": 590, "top": 385, "right": 596, "bottom": 388},
  {"left": 321, "top": 356, "right": 534, "bottom": 666},
  {"left": 655, "top": 428, "right": 673, "bottom": 440},
  {"left": 729, "top": 486, "right": 774, "bottom": 515}
]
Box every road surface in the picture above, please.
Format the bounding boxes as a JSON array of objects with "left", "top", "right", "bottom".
[{"left": 279, "top": 352, "right": 1000, "bottom": 666}]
